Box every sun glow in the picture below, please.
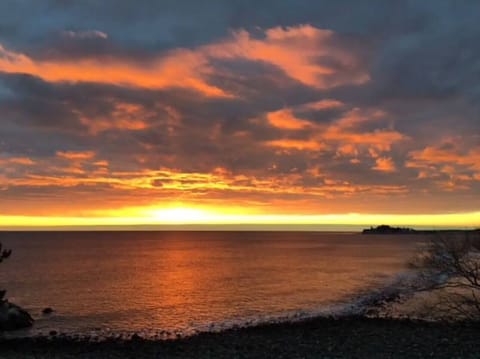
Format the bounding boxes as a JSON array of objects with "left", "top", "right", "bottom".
[
  {"left": 147, "top": 207, "right": 214, "bottom": 223},
  {"left": 0, "top": 205, "right": 479, "bottom": 229}
]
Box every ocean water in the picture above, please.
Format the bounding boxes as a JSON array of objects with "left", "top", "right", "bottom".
[{"left": 0, "top": 231, "right": 423, "bottom": 338}]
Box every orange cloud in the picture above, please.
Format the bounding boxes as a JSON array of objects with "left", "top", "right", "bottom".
[
  {"left": 76, "top": 102, "right": 151, "bottom": 134},
  {"left": 336, "top": 144, "right": 359, "bottom": 157},
  {"left": 0, "top": 161, "right": 407, "bottom": 205},
  {"left": 93, "top": 160, "right": 109, "bottom": 167},
  {"left": 0, "top": 157, "right": 35, "bottom": 165},
  {"left": 406, "top": 141, "right": 480, "bottom": 190},
  {"left": 408, "top": 144, "right": 480, "bottom": 171},
  {"left": 373, "top": 157, "right": 396, "bottom": 172},
  {"left": 265, "top": 139, "right": 326, "bottom": 150},
  {"left": 265, "top": 106, "right": 406, "bottom": 154},
  {"left": 207, "top": 25, "right": 369, "bottom": 88},
  {"left": 266, "top": 100, "right": 345, "bottom": 130},
  {"left": 0, "top": 25, "right": 368, "bottom": 98},
  {"left": 267, "top": 108, "right": 312, "bottom": 130},
  {"left": 330, "top": 131, "right": 405, "bottom": 152},
  {"left": 56, "top": 150, "right": 96, "bottom": 160},
  {"left": 0, "top": 44, "right": 228, "bottom": 97},
  {"left": 322, "top": 109, "right": 405, "bottom": 152},
  {"left": 305, "top": 99, "right": 345, "bottom": 110}
]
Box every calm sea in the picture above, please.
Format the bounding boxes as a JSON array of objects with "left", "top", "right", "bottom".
[{"left": 0, "top": 231, "right": 422, "bottom": 338}]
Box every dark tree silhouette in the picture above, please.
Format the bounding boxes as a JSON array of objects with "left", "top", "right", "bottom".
[
  {"left": 0, "top": 242, "right": 12, "bottom": 263},
  {"left": 410, "top": 231, "right": 480, "bottom": 320},
  {"left": 0, "top": 242, "right": 11, "bottom": 302}
]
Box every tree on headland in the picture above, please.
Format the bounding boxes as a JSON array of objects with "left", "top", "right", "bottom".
[
  {"left": 410, "top": 231, "right": 480, "bottom": 320},
  {"left": 363, "top": 225, "right": 417, "bottom": 234},
  {"left": 0, "top": 242, "right": 12, "bottom": 302},
  {"left": 0, "top": 242, "right": 12, "bottom": 262}
]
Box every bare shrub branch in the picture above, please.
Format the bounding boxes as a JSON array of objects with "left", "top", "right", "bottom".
[{"left": 410, "top": 231, "right": 480, "bottom": 320}]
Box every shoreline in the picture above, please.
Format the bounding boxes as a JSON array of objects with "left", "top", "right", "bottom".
[{"left": 2, "top": 316, "right": 480, "bottom": 358}]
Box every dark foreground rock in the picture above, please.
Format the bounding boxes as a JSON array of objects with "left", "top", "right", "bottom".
[
  {"left": 0, "top": 301, "right": 34, "bottom": 331},
  {"left": 1, "top": 317, "right": 480, "bottom": 358}
]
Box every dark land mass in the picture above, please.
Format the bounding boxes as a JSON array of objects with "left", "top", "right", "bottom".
[
  {"left": 2, "top": 317, "right": 480, "bottom": 358},
  {"left": 362, "top": 225, "right": 480, "bottom": 235}
]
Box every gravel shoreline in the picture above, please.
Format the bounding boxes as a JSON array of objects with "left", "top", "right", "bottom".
[{"left": 1, "top": 316, "right": 480, "bottom": 358}]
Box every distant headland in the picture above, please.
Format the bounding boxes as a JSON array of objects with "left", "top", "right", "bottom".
[{"left": 362, "top": 225, "right": 480, "bottom": 235}]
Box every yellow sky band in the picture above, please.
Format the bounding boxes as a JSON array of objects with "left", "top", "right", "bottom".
[{"left": 1, "top": 208, "right": 479, "bottom": 228}]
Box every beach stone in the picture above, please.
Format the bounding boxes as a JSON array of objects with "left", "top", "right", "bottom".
[
  {"left": 0, "top": 301, "right": 34, "bottom": 331},
  {"left": 42, "top": 307, "right": 54, "bottom": 315}
]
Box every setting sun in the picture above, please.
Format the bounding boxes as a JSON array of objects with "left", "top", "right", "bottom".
[{"left": 147, "top": 207, "right": 214, "bottom": 224}]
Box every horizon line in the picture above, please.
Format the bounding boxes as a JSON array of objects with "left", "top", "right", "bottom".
[{"left": 1, "top": 223, "right": 478, "bottom": 232}]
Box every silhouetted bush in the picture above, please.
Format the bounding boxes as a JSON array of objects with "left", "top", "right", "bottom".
[
  {"left": 0, "top": 242, "right": 12, "bottom": 263},
  {"left": 410, "top": 232, "right": 480, "bottom": 320},
  {"left": 0, "top": 242, "right": 11, "bottom": 302}
]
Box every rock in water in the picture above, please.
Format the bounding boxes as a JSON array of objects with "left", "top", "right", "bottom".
[
  {"left": 42, "top": 307, "right": 54, "bottom": 315},
  {"left": 0, "top": 301, "right": 34, "bottom": 331}
]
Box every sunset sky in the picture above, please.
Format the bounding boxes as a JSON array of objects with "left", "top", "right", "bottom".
[{"left": 0, "top": 1, "right": 479, "bottom": 228}]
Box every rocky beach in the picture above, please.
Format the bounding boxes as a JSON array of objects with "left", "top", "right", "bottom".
[{"left": 1, "top": 316, "right": 480, "bottom": 358}]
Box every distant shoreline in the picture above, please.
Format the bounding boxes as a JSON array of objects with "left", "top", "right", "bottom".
[
  {"left": 1, "top": 224, "right": 478, "bottom": 232},
  {"left": 362, "top": 225, "right": 480, "bottom": 235}
]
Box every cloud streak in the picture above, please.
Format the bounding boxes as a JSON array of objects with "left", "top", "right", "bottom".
[{"left": 0, "top": 24, "right": 368, "bottom": 99}]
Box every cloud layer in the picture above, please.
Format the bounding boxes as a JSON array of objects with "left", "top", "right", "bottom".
[{"left": 0, "top": 1, "right": 479, "bottom": 217}]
